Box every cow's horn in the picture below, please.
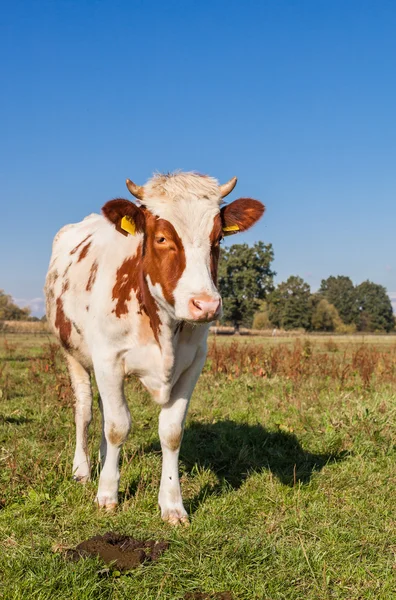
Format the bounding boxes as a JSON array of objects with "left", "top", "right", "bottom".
[
  {"left": 126, "top": 179, "right": 144, "bottom": 200},
  {"left": 219, "top": 176, "right": 237, "bottom": 198}
]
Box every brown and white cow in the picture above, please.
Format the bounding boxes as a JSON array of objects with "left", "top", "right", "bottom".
[{"left": 45, "top": 172, "right": 264, "bottom": 524}]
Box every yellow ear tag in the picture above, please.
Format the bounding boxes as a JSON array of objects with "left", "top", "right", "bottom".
[
  {"left": 120, "top": 215, "right": 136, "bottom": 236},
  {"left": 222, "top": 224, "right": 240, "bottom": 236}
]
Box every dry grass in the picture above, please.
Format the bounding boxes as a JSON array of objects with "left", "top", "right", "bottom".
[
  {"left": 207, "top": 337, "right": 396, "bottom": 388},
  {"left": 1, "top": 333, "right": 396, "bottom": 599},
  {"left": 209, "top": 326, "right": 304, "bottom": 337},
  {"left": 1, "top": 320, "right": 50, "bottom": 333}
]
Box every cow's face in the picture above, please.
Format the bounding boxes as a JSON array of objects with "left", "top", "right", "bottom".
[{"left": 103, "top": 173, "right": 264, "bottom": 323}]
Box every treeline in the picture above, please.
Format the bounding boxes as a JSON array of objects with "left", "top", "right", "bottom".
[
  {"left": 1, "top": 241, "right": 394, "bottom": 333},
  {"left": 0, "top": 290, "right": 43, "bottom": 322},
  {"left": 219, "top": 243, "right": 395, "bottom": 333}
]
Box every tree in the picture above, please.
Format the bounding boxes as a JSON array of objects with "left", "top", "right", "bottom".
[
  {"left": 268, "top": 276, "right": 312, "bottom": 330},
  {"left": 218, "top": 242, "right": 275, "bottom": 330},
  {"left": 319, "top": 276, "right": 358, "bottom": 325},
  {"left": 0, "top": 290, "right": 31, "bottom": 321},
  {"left": 252, "top": 300, "right": 272, "bottom": 330},
  {"left": 311, "top": 297, "right": 343, "bottom": 331},
  {"left": 355, "top": 281, "right": 394, "bottom": 332}
]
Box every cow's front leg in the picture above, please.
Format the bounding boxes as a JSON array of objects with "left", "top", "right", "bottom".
[
  {"left": 158, "top": 349, "right": 206, "bottom": 525},
  {"left": 158, "top": 395, "right": 190, "bottom": 525},
  {"left": 94, "top": 361, "right": 131, "bottom": 510}
]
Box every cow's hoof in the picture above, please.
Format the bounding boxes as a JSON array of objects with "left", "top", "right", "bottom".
[
  {"left": 162, "top": 510, "right": 190, "bottom": 526},
  {"left": 96, "top": 496, "right": 118, "bottom": 512},
  {"left": 72, "top": 458, "right": 90, "bottom": 483},
  {"left": 72, "top": 473, "right": 90, "bottom": 484}
]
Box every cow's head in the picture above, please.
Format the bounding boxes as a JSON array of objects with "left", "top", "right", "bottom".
[{"left": 102, "top": 172, "right": 264, "bottom": 323}]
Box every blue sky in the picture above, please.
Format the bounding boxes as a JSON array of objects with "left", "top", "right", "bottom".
[{"left": 1, "top": 0, "right": 395, "bottom": 315}]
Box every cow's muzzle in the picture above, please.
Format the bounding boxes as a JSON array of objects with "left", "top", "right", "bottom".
[{"left": 188, "top": 295, "right": 222, "bottom": 322}]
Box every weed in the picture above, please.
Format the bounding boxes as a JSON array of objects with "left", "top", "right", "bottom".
[{"left": 206, "top": 337, "right": 396, "bottom": 389}]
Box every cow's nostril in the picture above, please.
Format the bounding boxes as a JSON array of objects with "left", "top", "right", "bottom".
[
  {"left": 189, "top": 296, "right": 221, "bottom": 321},
  {"left": 192, "top": 299, "right": 203, "bottom": 311}
]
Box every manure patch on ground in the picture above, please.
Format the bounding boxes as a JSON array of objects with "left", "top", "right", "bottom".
[
  {"left": 184, "top": 593, "right": 233, "bottom": 599},
  {"left": 66, "top": 531, "right": 169, "bottom": 571}
]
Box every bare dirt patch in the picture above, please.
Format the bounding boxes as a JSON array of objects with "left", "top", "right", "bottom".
[{"left": 66, "top": 531, "right": 169, "bottom": 571}]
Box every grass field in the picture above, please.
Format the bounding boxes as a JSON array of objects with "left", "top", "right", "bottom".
[{"left": 0, "top": 333, "right": 395, "bottom": 599}]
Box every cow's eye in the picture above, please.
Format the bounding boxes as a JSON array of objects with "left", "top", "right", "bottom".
[{"left": 156, "top": 236, "right": 166, "bottom": 244}]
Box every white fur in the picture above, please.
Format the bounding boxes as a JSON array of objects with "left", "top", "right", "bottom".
[
  {"left": 45, "top": 172, "right": 225, "bottom": 523},
  {"left": 142, "top": 172, "right": 222, "bottom": 319}
]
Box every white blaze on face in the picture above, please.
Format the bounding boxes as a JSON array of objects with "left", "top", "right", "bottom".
[
  {"left": 142, "top": 173, "right": 222, "bottom": 322},
  {"left": 172, "top": 214, "right": 221, "bottom": 321}
]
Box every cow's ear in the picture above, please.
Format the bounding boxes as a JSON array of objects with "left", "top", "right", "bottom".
[
  {"left": 220, "top": 198, "right": 265, "bottom": 236},
  {"left": 102, "top": 199, "right": 145, "bottom": 237}
]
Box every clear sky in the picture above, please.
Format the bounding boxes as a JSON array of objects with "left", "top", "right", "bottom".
[{"left": 1, "top": 0, "right": 395, "bottom": 316}]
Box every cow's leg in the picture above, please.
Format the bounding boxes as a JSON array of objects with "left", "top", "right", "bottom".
[
  {"left": 97, "top": 394, "right": 107, "bottom": 466},
  {"left": 94, "top": 361, "right": 131, "bottom": 510},
  {"left": 66, "top": 353, "right": 92, "bottom": 483},
  {"left": 158, "top": 348, "right": 206, "bottom": 525}
]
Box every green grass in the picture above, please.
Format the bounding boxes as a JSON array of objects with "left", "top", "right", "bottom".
[{"left": 0, "top": 334, "right": 395, "bottom": 599}]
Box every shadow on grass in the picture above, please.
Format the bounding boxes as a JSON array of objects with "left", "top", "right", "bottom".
[
  {"left": 142, "top": 420, "right": 349, "bottom": 511},
  {"left": 118, "top": 477, "right": 143, "bottom": 504},
  {"left": 185, "top": 420, "right": 348, "bottom": 485},
  {"left": 0, "top": 414, "right": 32, "bottom": 424},
  {"left": 0, "top": 356, "right": 36, "bottom": 362}
]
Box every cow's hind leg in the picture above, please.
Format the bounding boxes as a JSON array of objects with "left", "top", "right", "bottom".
[
  {"left": 94, "top": 362, "right": 131, "bottom": 510},
  {"left": 66, "top": 353, "right": 93, "bottom": 483}
]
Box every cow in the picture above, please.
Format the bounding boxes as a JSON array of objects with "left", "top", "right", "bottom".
[{"left": 45, "top": 172, "right": 264, "bottom": 525}]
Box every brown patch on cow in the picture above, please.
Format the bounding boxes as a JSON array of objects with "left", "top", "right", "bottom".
[
  {"left": 112, "top": 255, "right": 139, "bottom": 318},
  {"left": 112, "top": 243, "right": 162, "bottom": 345},
  {"left": 47, "top": 286, "right": 55, "bottom": 300},
  {"left": 142, "top": 212, "right": 186, "bottom": 306},
  {"left": 65, "top": 532, "right": 169, "bottom": 571},
  {"left": 165, "top": 425, "right": 182, "bottom": 451},
  {"left": 209, "top": 214, "right": 223, "bottom": 285},
  {"left": 106, "top": 204, "right": 189, "bottom": 318},
  {"left": 62, "top": 279, "right": 70, "bottom": 294},
  {"left": 85, "top": 305, "right": 89, "bottom": 312},
  {"left": 107, "top": 423, "right": 128, "bottom": 446},
  {"left": 86, "top": 260, "right": 98, "bottom": 291},
  {"left": 63, "top": 261, "right": 73, "bottom": 278},
  {"left": 45, "top": 269, "right": 59, "bottom": 320},
  {"left": 47, "top": 269, "right": 59, "bottom": 286},
  {"left": 137, "top": 274, "right": 162, "bottom": 345},
  {"left": 55, "top": 297, "right": 72, "bottom": 349},
  {"left": 70, "top": 234, "right": 92, "bottom": 255},
  {"left": 77, "top": 241, "right": 92, "bottom": 262},
  {"left": 220, "top": 198, "right": 265, "bottom": 232}
]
